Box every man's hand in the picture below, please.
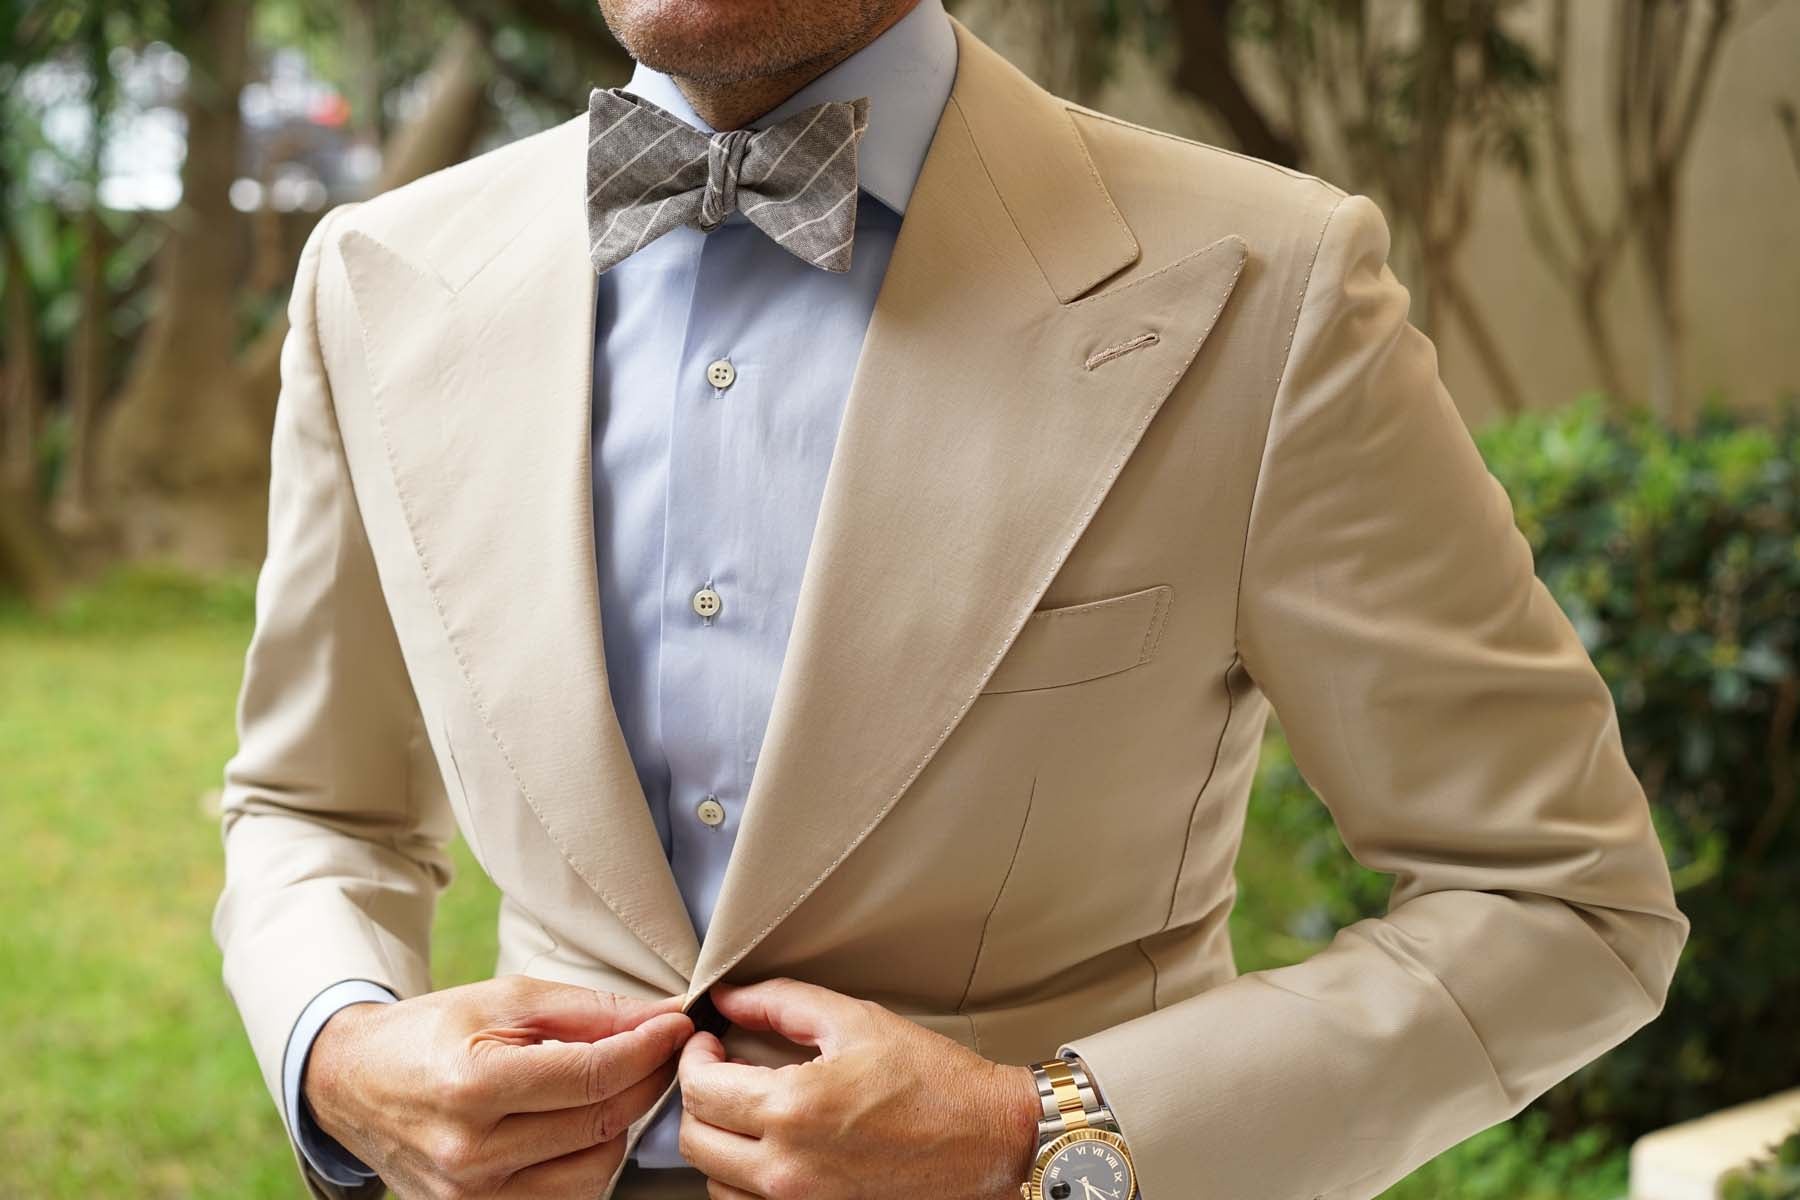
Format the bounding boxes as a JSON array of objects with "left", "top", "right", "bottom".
[
  {"left": 304, "top": 975, "right": 694, "bottom": 1198},
  {"left": 676, "top": 978, "right": 1040, "bottom": 1200}
]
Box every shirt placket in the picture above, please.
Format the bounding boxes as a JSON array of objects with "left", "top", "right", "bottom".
[{"left": 658, "top": 220, "right": 753, "bottom": 942}]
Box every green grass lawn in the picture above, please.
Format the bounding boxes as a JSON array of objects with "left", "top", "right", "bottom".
[
  {"left": 0, "top": 570, "right": 1626, "bottom": 1198},
  {"left": 0, "top": 570, "right": 501, "bottom": 1198}
]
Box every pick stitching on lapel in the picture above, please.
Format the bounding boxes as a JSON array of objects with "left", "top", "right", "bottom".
[
  {"left": 337, "top": 123, "right": 703, "bottom": 985},
  {"left": 686, "top": 21, "right": 1250, "bottom": 993}
]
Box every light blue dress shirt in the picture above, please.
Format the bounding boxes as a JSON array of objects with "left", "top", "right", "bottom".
[{"left": 285, "top": 1, "right": 958, "bottom": 1184}]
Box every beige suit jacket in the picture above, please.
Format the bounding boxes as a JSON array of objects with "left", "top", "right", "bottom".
[{"left": 213, "top": 15, "right": 1689, "bottom": 1200}]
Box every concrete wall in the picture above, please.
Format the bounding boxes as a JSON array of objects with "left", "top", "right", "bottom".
[{"left": 958, "top": 0, "right": 1800, "bottom": 427}]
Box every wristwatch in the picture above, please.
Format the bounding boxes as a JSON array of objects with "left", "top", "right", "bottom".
[{"left": 1020, "top": 1054, "right": 1138, "bottom": 1200}]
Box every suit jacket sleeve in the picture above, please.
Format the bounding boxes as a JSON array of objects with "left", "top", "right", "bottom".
[
  {"left": 210, "top": 202, "right": 454, "bottom": 1199},
  {"left": 1061, "top": 193, "right": 1690, "bottom": 1200}
]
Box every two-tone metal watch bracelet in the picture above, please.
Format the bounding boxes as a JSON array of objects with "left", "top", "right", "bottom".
[{"left": 1031, "top": 1054, "right": 1116, "bottom": 1139}]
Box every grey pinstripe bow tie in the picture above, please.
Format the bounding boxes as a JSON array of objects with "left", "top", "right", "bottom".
[{"left": 585, "top": 87, "right": 871, "bottom": 275}]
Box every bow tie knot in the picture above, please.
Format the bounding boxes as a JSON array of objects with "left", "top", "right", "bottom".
[
  {"left": 698, "top": 128, "right": 754, "bottom": 232},
  {"left": 585, "top": 88, "right": 871, "bottom": 275}
]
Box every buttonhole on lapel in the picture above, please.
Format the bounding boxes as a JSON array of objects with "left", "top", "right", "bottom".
[{"left": 1083, "top": 330, "right": 1159, "bottom": 371}]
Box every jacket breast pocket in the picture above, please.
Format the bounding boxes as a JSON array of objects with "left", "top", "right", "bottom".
[{"left": 980, "top": 583, "right": 1174, "bottom": 695}]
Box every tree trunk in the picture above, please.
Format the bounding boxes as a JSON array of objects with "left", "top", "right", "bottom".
[
  {"left": 95, "top": 0, "right": 264, "bottom": 566},
  {"left": 1, "top": 220, "right": 63, "bottom": 603},
  {"left": 53, "top": 207, "right": 110, "bottom": 537},
  {"left": 1438, "top": 266, "right": 1527, "bottom": 417},
  {"left": 0, "top": 493, "right": 65, "bottom": 607},
  {"left": 2, "top": 221, "right": 43, "bottom": 497},
  {"left": 1169, "top": 0, "right": 1304, "bottom": 167},
  {"left": 376, "top": 25, "right": 491, "bottom": 193},
  {"left": 1639, "top": 178, "right": 1683, "bottom": 428},
  {"left": 1781, "top": 101, "right": 1800, "bottom": 181},
  {"left": 1575, "top": 264, "right": 1630, "bottom": 412},
  {"left": 1611, "top": 0, "right": 1733, "bottom": 430}
]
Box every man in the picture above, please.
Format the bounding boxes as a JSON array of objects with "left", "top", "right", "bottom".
[{"left": 211, "top": 0, "right": 1691, "bottom": 1197}]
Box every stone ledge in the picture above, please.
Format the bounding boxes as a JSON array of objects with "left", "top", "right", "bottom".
[{"left": 1629, "top": 1088, "right": 1800, "bottom": 1200}]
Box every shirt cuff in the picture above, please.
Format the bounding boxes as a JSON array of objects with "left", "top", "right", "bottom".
[{"left": 283, "top": 980, "right": 397, "bottom": 1187}]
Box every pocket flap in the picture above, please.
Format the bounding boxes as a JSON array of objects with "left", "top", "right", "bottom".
[{"left": 982, "top": 583, "right": 1174, "bottom": 695}]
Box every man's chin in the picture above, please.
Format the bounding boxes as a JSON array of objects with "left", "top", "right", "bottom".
[
  {"left": 604, "top": 0, "right": 817, "bottom": 78},
  {"left": 600, "top": 0, "right": 885, "bottom": 86}
]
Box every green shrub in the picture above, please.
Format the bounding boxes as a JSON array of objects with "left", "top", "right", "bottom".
[
  {"left": 1247, "top": 395, "right": 1800, "bottom": 1144},
  {"left": 1377, "top": 1109, "right": 1626, "bottom": 1200},
  {"left": 1482, "top": 396, "right": 1800, "bottom": 1139}
]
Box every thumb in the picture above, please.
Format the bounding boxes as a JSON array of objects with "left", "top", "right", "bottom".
[
  {"left": 679, "top": 1029, "right": 727, "bottom": 1073},
  {"left": 475, "top": 975, "right": 686, "bottom": 1042},
  {"left": 708, "top": 978, "right": 865, "bottom": 1054}
]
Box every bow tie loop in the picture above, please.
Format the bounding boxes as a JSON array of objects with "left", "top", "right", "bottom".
[{"left": 586, "top": 88, "right": 872, "bottom": 275}]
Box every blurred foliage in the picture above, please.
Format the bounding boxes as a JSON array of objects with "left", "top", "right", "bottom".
[
  {"left": 1376, "top": 1108, "right": 1627, "bottom": 1200},
  {"left": 1248, "top": 393, "right": 1800, "bottom": 1142},
  {"left": 0, "top": 560, "right": 256, "bottom": 630},
  {"left": 1721, "top": 1121, "right": 1800, "bottom": 1200},
  {"left": 252, "top": 0, "right": 459, "bottom": 122}
]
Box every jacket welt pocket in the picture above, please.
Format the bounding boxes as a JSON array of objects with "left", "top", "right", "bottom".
[{"left": 981, "top": 583, "right": 1174, "bottom": 695}]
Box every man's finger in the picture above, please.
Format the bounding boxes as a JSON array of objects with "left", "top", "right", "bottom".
[
  {"left": 708, "top": 978, "right": 863, "bottom": 1052},
  {"left": 678, "top": 1031, "right": 777, "bottom": 1136},
  {"left": 487, "top": 1056, "right": 677, "bottom": 1166},
  {"left": 496, "top": 1136, "right": 628, "bottom": 1199},
  {"left": 473, "top": 976, "right": 686, "bottom": 1043},
  {"left": 479, "top": 1010, "right": 693, "bottom": 1113},
  {"left": 706, "top": 1180, "right": 762, "bottom": 1200},
  {"left": 677, "top": 1110, "right": 766, "bottom": 1194}
]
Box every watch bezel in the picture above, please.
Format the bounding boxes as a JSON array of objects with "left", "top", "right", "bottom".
[{"left": 1022, "top": 1127, "right": 1136, "bottom": 1200}]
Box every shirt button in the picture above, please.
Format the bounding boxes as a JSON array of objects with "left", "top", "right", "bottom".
[
  {"left": 692, "top": 586, "right": 722, "bottom": 619},
  {"left": 706, "top": 358, "right": 736, "bottom": 389},
  {"left": 696, "top": 795, "right": 726, "bottom": 827}
]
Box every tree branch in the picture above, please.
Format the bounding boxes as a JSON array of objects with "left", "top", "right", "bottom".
[
  {"left": 1663, "top": 0, "right": 1734, "bottom": 170},
  {"left": 1167, "top": 0, "right": 1303, "bottom": 167}
]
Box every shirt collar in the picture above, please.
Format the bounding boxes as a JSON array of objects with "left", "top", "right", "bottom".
[{"left": 618, "top": 0, "right": 956, "bottom": 216}]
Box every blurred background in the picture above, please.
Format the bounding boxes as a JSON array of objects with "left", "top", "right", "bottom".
[{"left": 1, "top": 0, "right": 1797, "bottom": 1196}]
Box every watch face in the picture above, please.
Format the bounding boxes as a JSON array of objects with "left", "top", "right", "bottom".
[{"left": 1033, "top": 1130, "right": 1134, "bottom": 1200}]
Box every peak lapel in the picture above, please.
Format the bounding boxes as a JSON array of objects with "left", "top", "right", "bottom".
[
  {"left": 690, "top": 20, "right": 1248, "bottom": 992},
  {"left": 337, "top": 120, "right": 701, "bottom": 982}
]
